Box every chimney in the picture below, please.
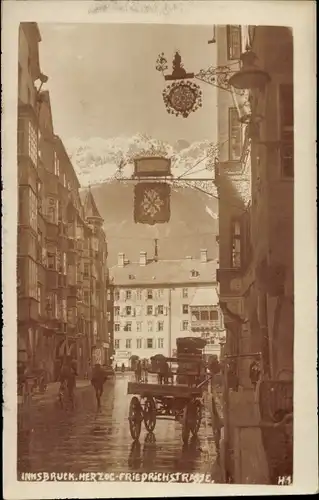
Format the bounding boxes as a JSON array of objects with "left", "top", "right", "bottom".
[
  {"left": 139, "top": 251, "right": 147, "bottom": 266},
  {"left": 118, "top": 252, "right": 125, "bottom": 267},
  {"left": 200, "top": 249, "right": 208, "bottom": 263}
]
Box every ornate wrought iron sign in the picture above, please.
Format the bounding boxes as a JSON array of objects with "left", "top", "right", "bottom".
[
  {"left": 162, "top": 80, "right": 202, "bottom": 118},
  {"left": 156, "top": 51, "right": 246, "bottom": 118}
]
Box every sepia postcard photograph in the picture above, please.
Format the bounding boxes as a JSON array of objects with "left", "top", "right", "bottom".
[{"left": 2, "top": 1, "right": 317, "bottom": 498}]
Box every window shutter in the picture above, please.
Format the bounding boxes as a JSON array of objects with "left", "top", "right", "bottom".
[{"left": 180, "top": 321, "right": 183, "bottom": 331}]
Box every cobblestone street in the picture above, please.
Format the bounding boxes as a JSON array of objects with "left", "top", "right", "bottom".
[{"left": 18, "top": 373, "right": 222, "bottom": 481}]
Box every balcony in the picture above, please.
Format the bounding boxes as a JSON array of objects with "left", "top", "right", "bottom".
[
  {"left": 216, "top": 267, "right": 242, "bottom": 297},
  {"left": 190, "top": 319, "right": 222, "bottom": 332}
]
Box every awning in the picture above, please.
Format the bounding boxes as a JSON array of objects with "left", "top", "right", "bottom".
[{"left": 190, "top": 287, "right": 219, "bottom": 307}]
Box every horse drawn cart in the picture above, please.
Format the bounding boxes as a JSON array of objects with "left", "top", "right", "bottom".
[{"left": 127, "top": 337, "right": 210, "bottom": 444}]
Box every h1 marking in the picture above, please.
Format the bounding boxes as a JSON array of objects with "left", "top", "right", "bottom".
[{"left": 278, "top": 475, "right": 292, "bottom": 485}]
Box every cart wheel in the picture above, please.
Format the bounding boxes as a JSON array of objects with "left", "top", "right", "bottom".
[
  {"left": 190, "top": 400, "right": 202, "bottom": 436},
  {"left": 143, "top": 397, "right": 156, "bottom": 432},
  {"left": 128, "top": 397, "right": 142, "bottom": 441},
  {"left": 181, "top": 404, "right": 191, "bottom": 445}
]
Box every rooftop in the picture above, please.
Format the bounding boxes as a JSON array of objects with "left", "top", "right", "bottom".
[
  {"left": 110, "top": 257, "right": 218, "bottom": 286},
  {"left": 81, "top": 188, "right": 103, "bottom": 221},
  {"left": 190, "top": 287, "right": 219, "bottom": 306}
]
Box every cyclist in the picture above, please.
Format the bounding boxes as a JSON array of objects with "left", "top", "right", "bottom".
[{"left": 91, "top": 363, "right": 107, "bottom": 409}]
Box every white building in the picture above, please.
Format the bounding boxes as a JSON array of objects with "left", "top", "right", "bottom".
[{"left": 109, "top": 249, "right": 225, "bottom": 368}]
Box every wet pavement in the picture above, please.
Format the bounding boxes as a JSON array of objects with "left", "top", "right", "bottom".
[{"left": 18, "top": 373, "right": 222, "bottom": 481}]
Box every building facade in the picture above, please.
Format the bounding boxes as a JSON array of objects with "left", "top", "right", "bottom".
[
  {"left": 17, "top": 22, "right": 111, "bottom": 381},
  {"left": 215, "top": 25, "right": 293, "bottom": 483},
  {"left": 109, "top": 250, "right": 224, "bottom": 368}
]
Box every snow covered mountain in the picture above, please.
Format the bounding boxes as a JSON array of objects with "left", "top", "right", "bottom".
[{"left": 65, "top": 134, "right": 219, "bottom": 266}]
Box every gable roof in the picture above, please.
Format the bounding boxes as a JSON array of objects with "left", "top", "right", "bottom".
[
  {"left": 110, "top": 258, "right": 218, "bottom": 286},
  {"left": 82, "top": 188, "right": 103, "bottom": 221}
]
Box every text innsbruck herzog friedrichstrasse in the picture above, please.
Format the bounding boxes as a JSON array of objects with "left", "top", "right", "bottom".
[{"left": 20, "top": 472, "right": 215, "bottom": 483}]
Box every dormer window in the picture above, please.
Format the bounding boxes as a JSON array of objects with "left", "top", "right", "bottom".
[{"left": 190, "top": 270, "right": 200, "bottom": 278}]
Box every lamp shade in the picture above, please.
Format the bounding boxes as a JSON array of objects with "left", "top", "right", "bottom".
[{"left": 229, "top": 50, "right": 271, "bottom": 90}]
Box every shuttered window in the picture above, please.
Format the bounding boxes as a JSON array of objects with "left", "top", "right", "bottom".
[{"left": 226, "top": 25, "right": 242, "bottom": 60}]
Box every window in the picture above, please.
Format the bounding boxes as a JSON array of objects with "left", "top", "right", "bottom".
[
  {"left": 126, "top": 339, "right": 132, "bottom": 349},
  {"left": 147, "top": 289, "right": 153, "bottom": 300},
  {"left": 107, "top": 312, "right": 111, "bottom": 321},
  {"left": 114, "top": 339, "right": 120, "bottom": 350},
  {"left": 47, "top": 252, "right": 56, "bottom": 270},
  {"left": 136, "top": 338, "right": 142, "bottom": 349},
  {"left": 231, "top": 220, "right": 241, "bottom": 268},
  {"left": 157, "top": 289, "right": 164, "bottom": 299},
  {"left": 29, "top": 189, "right": 38, "bottom": 231},
  {"left": 63, "top": 173, "right": 67, "bottom": 188},
  {"left": 280, "top": 84, "right": 294, "bottom": 178},
  {"left": 62, "top": 252, "right": 67, "bottom": 275},
  {"left": 54, "top": 151, "right": 60, "bottom": 177},
  {"left": 114, "top": 323, "right": 120, "bottom": 332},
  {"left": 107, "top": 290, "right": 111, "bottom": 301},
  {"left": 210, "top": 310, "right": 219, "bottom": 321},
  {"left": 28, "top": 260, "right": 37, "bottom": 299},
  {"left": 37, "top": 284, "right": 42, "bottom": 314},
  {"left": 182, "top": 321, "right": 189, "bottom": 331},
  {"left": 158, "top": 338, "right": 164, "bottom": 349},
  {"left": 136, "top": 322, "right": 142, "bottom": 332},
  {"left": 126, "top": 290, "right": 132, "bottom": 300},
  {"left": 229, "top": 107, "right": 242, "bottom": 161},
  {"left": 157, "top": 305, "right": 164, "bottom": 315},
  {"left": 114, "top": 306, "right": 120, "bottom": 316},
  {"left": 83, "top": 290, "right": 89, "bottom": 304},
  {"left": 147, "top": 321, "right": 153, "bottom": 332},
  {"left": 191, "top": 310, "right": 200, "bottom": 321},
  {"left": 62, "top": 298, "right": 67, "bottom": 321},
  {"left": 182, "top": 288, "right": 188, "bottom": 298},
  {"left": 147, "top": 338, "right": 153, "bottom": 349},
  {"left": 191, "top": 269, "right": 199, "bottom": 278},
  {"left": 136, "top": 289, "right": 142, "bottom": 300},
  {"left": 84, "top": 262, "right": 90, "bottom": 278},
  {"left": 125, "top": 306, "right": 132, "bottom": 316},
  {"left": 28, "top": 121, "right": 37, "bottom": 166},
  {"left": 201, "top": 310, "right": 209, "bottom": 321},
  {"left": 47, "top": 197, "right": 58, "bottom": 225},
  {"left": 114, "top": 289, "right": 120, "bottom": 301},
  {"left": 147, "top": 305, "right": 153, "bottom": 316},
  {"left": 124, "top": 322, "right": 132, "bottom": 332},
  {"left": 226, "top": 25, "right": 242, "bottom": 60},
  {"left": 157, "top": 321, "right": 164, "bottom": 332},
  {"left": 182, "top": 304, "right": 189, "bottom": 314}
]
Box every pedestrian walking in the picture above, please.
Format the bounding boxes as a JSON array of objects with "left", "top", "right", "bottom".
[
  {"left": 249, "top": 359, "right": 261, "bottom": 389},
  {"left": 121, "top": 363, "right": 125, "bottom": 376},
  {"left": 135, "top": 360, "right": 142, "bottom": 383},
  {"left": 91, "top": 363, "right": 108, "bottom": 409},
  {"left": 59, "top": 355, "right": 77, "bottom": 408}
]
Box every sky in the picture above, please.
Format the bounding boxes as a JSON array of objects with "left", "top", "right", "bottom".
[{"left": 38, "top": 23, "right": 218, "bottom": 146}]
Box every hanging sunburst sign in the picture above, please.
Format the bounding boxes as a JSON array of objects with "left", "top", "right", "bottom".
[{"left": 162, "top": 81, "right": 202, "bottom": 118}]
